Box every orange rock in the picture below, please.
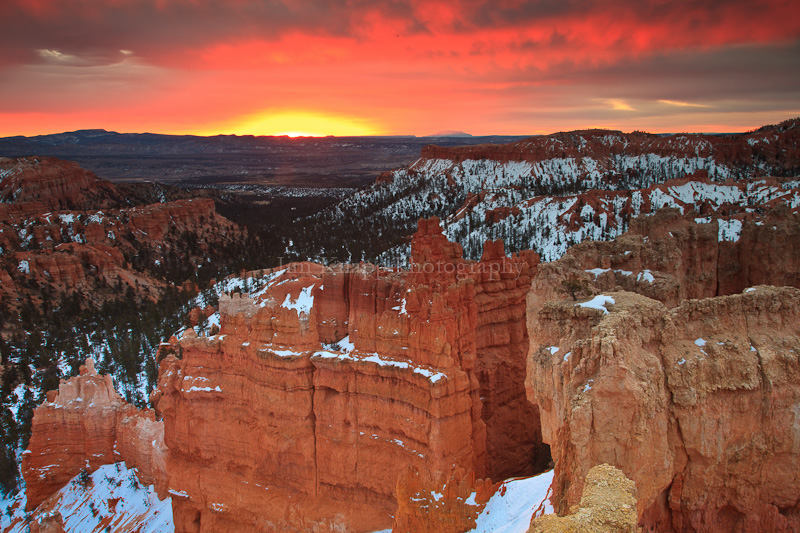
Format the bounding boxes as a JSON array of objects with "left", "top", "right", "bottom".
[
  {"left": 528, "top": 464, "right": 638, "bottom": 533},
  {"left": 526, "top": 286, "right": 800, "bottom": 531},
  {"left": 525, "top": 208, "right": 800, "bottom": 531},
  {"left": 0, "top": 157, "right": 119, "bottom": 210},
  {"left": 419, "top": 120, "right": 800, "bottom": 170},
  {"left": 0, "top": 156, "right": 245, "bottom": 313}
]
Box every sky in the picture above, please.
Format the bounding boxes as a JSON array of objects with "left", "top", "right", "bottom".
[{"left": 0, "top": 0, "right": 799, "bottom": 137}]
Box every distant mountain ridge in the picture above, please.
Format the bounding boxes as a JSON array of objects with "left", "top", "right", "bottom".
[
  {"left": 426, "top": 130, "right": 473, "bottom": 137},
  {"left": 0, "top": 129, "right": 530, "bottom": 185}
]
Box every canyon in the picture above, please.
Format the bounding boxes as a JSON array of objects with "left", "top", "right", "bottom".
[
  {"left": 17, "top": 207, "right": 800, "bottom": 532},
  {"left": 7, "top": 120, "right": 800, "bottom": 532}
]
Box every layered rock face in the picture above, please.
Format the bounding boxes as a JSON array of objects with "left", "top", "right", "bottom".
[
  {"left": 393, "top": 465, "right": 498, "bottom": 533},
  {"left": 529, "top": 207, "right": 800, "bottom": 312},
  {"left": 359, "top": 117, "right": 800, "bottom": 265},
  {"left": 153, "top": 217, "right": 544, "bottom": 531},
  {"left": 22, "top": 358, "right": 167, "bottom": 511},
  {"left": 525, "top": 210, "right": 800, "bottom": 531}
]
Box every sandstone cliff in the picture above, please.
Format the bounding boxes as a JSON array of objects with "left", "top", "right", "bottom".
[
  {"left": 0, "top": 157, "right": 120, "bottom": 210},
  {"left": 393, "top": 465, "right": 498, "bottom": 533},
  {"left": 152, "top": 217, "right": 546, "bottom": 532},
  {"left": 18, "top": 203, "right": 800, "bottom": 532},
  {"left": 528, "top": 207, "right": 800, "bottom": 313},
  {"left": 420, "top": 118, "right": 800, "bottom": 172},
  {"left": 0, "top": 156, "right": 247, "bottom": 314}
]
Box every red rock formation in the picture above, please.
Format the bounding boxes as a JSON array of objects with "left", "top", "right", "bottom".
[
  {"left": 0, "top": 157, "right": 119, "bottom": 210},
  {"left": 0, "top": 156, "right": 244, "bottom": 312},
  {"left": 22, "top": 358, "right": 167, "bottom": 511},
  {"left": 0, "top": 156, "right": 246, "bottom": 313},
  {"left": 526, "top": 210, "right": 800, "bottom": 533},
  {"left": 152, "top": 217, "right": 545, "bottom": 531},
  {"left": 28, "top": 513, "right": 67, "bottom": 533},
  {"left": 527, "top": 208, "right": 800, "bottom": 315}
]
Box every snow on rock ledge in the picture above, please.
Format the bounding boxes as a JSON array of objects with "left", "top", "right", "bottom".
[{"left": 4, "top": 462, "right": 172, "bottom": 533}]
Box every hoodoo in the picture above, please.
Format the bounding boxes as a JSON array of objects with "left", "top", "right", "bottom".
[
  {"left": 151, "top": 217, "right": 545, "bottom": 531},
  {"left": 526, "top": 209, "right": 800, "bottom": 531}
]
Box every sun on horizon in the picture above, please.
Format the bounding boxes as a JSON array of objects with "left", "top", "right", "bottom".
[{"left": 198, "top": 110, "right": 382, "bottom": 138}]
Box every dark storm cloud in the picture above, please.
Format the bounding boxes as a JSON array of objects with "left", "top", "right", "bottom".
[
  {"left": 577, "top": 40, "right": 800, "bottom": 104},
  {"left": 0, "top": 0, "right": 415, "bottom": 67},
  {"left": 493, "top": 40, "right": 800, "bottom": 130}
]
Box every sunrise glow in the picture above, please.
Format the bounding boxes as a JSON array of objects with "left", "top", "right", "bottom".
[
  {"left": 0, "top": 0, "right": 797, "bottom": 137},
  {"left": 204, "top": 111, "right": 382, "bottom": 138}
]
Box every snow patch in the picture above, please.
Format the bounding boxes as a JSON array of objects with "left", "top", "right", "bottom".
[
  {"left": 5, "top": 462, "right": 172, "bottom": 533},
  {"left": 637, "top": 270, "right": 655, "bottom": 283},
  {"left": 468, "top": 470, "right": 554, "bottom": 533},
  {"left": 281, "top": 284, "right": 316, "bottom": 315},
  {"left": 718, "top": 219, "right": 743, "bottom": 242},
  {"left": 576, "top": 295, "right": 615, "bottom": 315},
  {"left": 584, "top": 268, "right": 609, "bottom": 278},
  {"left": 313, "top": 349, "right": 447, "bottom": 383}
]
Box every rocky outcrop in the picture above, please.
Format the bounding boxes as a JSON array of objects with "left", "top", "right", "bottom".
[
  {"left": 0, "top": 157, "right": 119, "bottom": 210},
  {"left": 526, "top": 287, "right": 800, "bottom": 531},
  {"left": 28, "top": 513, "right": 66, "bottom": 533},
  {"left": 362, "top": 117, "right": 800, "bottom": 266},
  {"left": 21, "top": 358, "right": 167, "bottom": 511},
  {"left": 528, "top": 207, "right": 800, "bottom": 313},
  {"left": 152, "top": 217, "right": 546, "bottom": 531},
  {"left": 528, "top": 464, "right": 638, "bottom": 533},
  {"left": 525, "top": 206, "right": 800, "bottom": 531}
]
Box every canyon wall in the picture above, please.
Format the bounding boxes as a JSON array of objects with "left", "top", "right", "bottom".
[
  {"left": 526, "top": 210, "right": 800, "bottom": 531},
  {"left": 21, "top": 208, "right": 800, "bottom": 532},
  {"left": 0, "top": 157, "right": 120, "bottom": 210}
]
